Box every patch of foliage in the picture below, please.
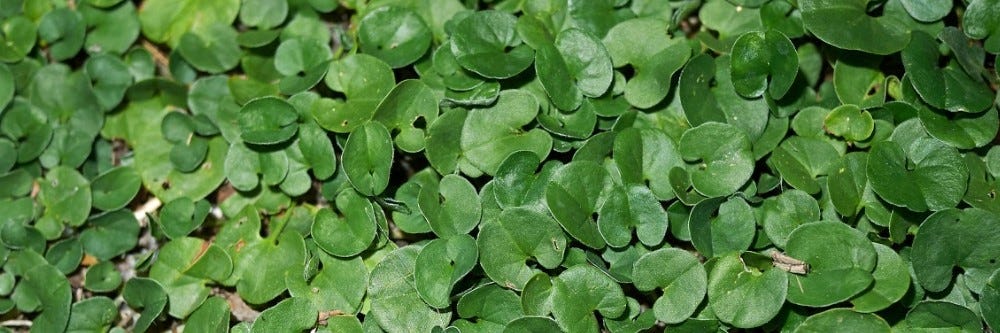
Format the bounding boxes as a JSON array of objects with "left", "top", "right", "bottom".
[{"left": 0, "top": 0, "right": 999, "bottom": 332}]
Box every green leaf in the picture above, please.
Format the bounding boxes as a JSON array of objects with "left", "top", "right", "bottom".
[
  {"left": 551, "top": 265, "right": 626, "bottom": 333},
  {"left": 827, "top": 152, "right": 869, "bottom": 217},
  {"left": 504, "top": 316, "right": 563, "bottom": 333},
  {"left": 785, "top": 222, "right": 877, "bottom": 307},
  {"left": 0, "top": 16, "right": 37, "bottom": 62},
  {"left": 251, "top": 297, "right": 316, "bottom": 333},
  {"left": 450, "top": 10, "right": 534, "bottom": 79},
  {"left": 122, "top": 278, "right": 167, "bottom": 333},
  {"left": 900, "top": 0, "right": 951, "bottom": 22},
  {"left": 730, "top": 30, "right": 798, "bottom": 99},
  {"left": 825, "top": 104, "right": 875, "bottom": 141},
  {"left": 239, "top": 0, "right": 288, "bottom": 29},
  {"left": 866, "top": 138, "right": 968, "bottom": 212},
  {"left": 964, "top": 0, "right": 1000, "bottom": 53},
  {"left": 149, "top": 237, "right": 233, "bottom": 318},
  {"left": 138, "top": 0, "right": 240, "bottom": 47},
  {"left": 689, "top": 197, "right": 756, "bottom": 258},
  {"left": 902, "top": 31, "right": 995, "bottom": 113},
  {"left": 833, "top": 56, "right": 887, "bottom": 109},
  {"left": 38, "top": 166, "right": 92, "bottom": 230},
  {"left": 84, "top": 261, "right": 122, "bottom": 293},
  {"left": 478, "top": 208, "right": 567, "bottom": 290},
  {"left": 359, "top": 6, "right": 432, "bottom": 68},
  {"left": 850, "top": 243, "right": 911, "bottom": 312},
  {"left": 66, "top": 296, "right": 118, "bottom": 333},
  {"left": 343, "top": 121, "right": 393, "bottom": 196},
  {"left": 372, "top": 79, "right": 439, "bottom": 153},
  {"left": 415, "top": 235, "right": 478, "bottom": 308},
  {"left": 911, "top": 208, "right": 1000, "bottom": 292},
  {"left": 707, "top": 252, "right": 788, "bottom": 328},
  {"left": 286, "top": 251, "right": 367, "bottom": 314},
  {"left": 312, "top": 189, "right": 377, "bottom": 257},
  {"left": 367, "top": 246, "right": 451, "bottom": 332},
  {"left": 919, "top": 105, "right": 999, "bottom": 149},
  {"left": 760, "top": 189, "right": 820, "bottom": 248},
  {"left": 536, "top": 28, "right": 613, "bottom": 111},
  {"left": 318, "top": 54, "right": 395, "bottom": 131},
  {"left": 679, "top": 122, "right": 755, "bottom": 197},
  {"left": 770, "top": 136, "right": 841, "bottom": 194},
  {"left": 418, "top": 174, "right": 481, "bottom": 237},
  {"left": 794, "top": 309, "right": 890, "bottom": 333},
  {"left": 545, "top": 161, "right": 611, "bottom": 249},
  {"left": 799, "top": 0, "right": 910, "bottom": 55},
  {"left": 238, "top": 97, "right": 299, "bottom": 145},
  {"left": 598, "top": 184, "right": 669, "bottom": 248},
  {"left": 186, "top": 296, "right": 230, "bottom": 333},
  {"left": 613, "top": 127, "right": 682, "bottom": 201},
  {"left": 158, "top": 198, "right": 210, "bottom": 239},
  {"left": 231, "top": 231, "right": 306, "bottom": 304},
  {"left": 19, "top": 263, "right": 72, "bottom": 333},
  {"left": 453, "top": 283, "right": 523, "bottom": 330},
  {"left": 895, "top": 301, "right": 982, "bottom": 332},
  {"left": 460, "top": 90, "right": 553, "bottom": 175},
  {"left": 38, "top": 8, "right": 85, "bottom": 61},
  {"left": 632, "top": 248, "right": 707, "bottom": 324},
  {"left": 982, "top": 268, "right": 1000, "bottom": 331},
  {"left": 177, "top": 23, "right": 241, "bottom": 74}
]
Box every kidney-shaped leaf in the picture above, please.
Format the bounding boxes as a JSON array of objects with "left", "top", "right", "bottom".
[
  {"left": 238, "top": 97, "right": 299, "bottom": 145},
  {"left": 707, "top": 252, "right": 788, "bottom": 329},
  {"left": 679, "top": 122, "right": 754, "bottom": 198},
  {"left": 902, "top": 31, "right": 994, "bottom": 113},
  {"left": 785, "top": 222, "right": 877, "bottom": 307},
  {"left": 866, "top": 138, "right": 968, "bottom": 212},
  {"left": 343, "top": 121, "right": 393, "bottom": 196},
  {"left": 794, "top": 309, "right": 890, "bottom": 333},
  {"left": 551, "top": 265, "right": 626, "bottom": 333},
  {"left": 450, "top": 10, "right": 534, "bottom": 79},
  {"left": 911, "top": 208, "right": 1000, "bottom": 292},
  {"left": 632, "top": 248, "right": 707, "bottom": 324},
  {"left": 730, "top": 30, "right": 798, "bottom": 99},
  {"left": 478, "top": 208, "right": 567, "bottom": 290},
  {"left": 799, "top": 0, "right": 910, "bottom": 55},
  {"left": 546, "top": 161, "right": 612, "bottom": 249},
  {"left": 312, "top": 189, "right": 377, "bottom": 257},
  {"left": 460, "top": 90, "right": 552, "bottom": 176},
  {"left": 415, "top": 235, "right": 479, "bottom": 309},
  {"left": 359, "top": 6, "right": 432, "bottom": 68}
]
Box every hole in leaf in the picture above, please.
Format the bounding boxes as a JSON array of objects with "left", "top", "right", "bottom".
[{"left": 591, "top": 212, "right": 599, "bottom": 221}]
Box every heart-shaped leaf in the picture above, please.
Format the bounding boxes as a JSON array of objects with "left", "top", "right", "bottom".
[
  {"left": 368, "top": 246, "right": 451, "bottom": 332},
  {"left": 679, "top": 122, "right": 754, "bottom": 197},
  {"left": 689, "top": 197, "right": 756, "bottom": 258},
  {"left": 359, "top": 6, "right": 432, "bottom": 68},
  {"left": 286, "top": 250, "right": 367, "bottom": 314},
  {"left": 343, "top": 121, "right": 393, "bottom": 196},
  {"left": 919, "top": 104, "right": 999, "bottom": 149},
  {"left": 785, "top": 222, "right": 877, "bottom": 307},
  {"left": 799, "top": 0, "right": 910, "bottom": 55},
  {"left": 545, "top": 161, "right": 612, "bottom": 249},
  {"left": 551, "top": 265, "right": 626, "bottom": 333},
  {"left": 707, "top": 252, "right": 788, "bottom": 328},
  {"left": 902, "top": 31, "right": 995, "bottom": 113},
  {"left": 632, "top": 248, "right": 707, "bottom": 324},
  {"left": 251, "top": 297, "right": 316, "bottom": 333},
  {"left": 90, "top": 166, "right": 141, "bottom": 212},
  {"left": 80, "top": 209, "right": 139, "bottom": 261},
  {"left": 177, "top": 23, "right": 241, "bottom": 74},
  {"left": 730, "top": 30, "right": 798, "bottom": 99},
  {"left": 964, "top": 0, "right": 1000, "bottom": 53},
  {"left": 895, "top": 301, "right": 982, "bottom": 332},
  {"left": 418, "top": 174, "right": 481, "bottom": 237},
  {"left": 795, "top": 309, "right": 891, "bottom": 332},
  {"left": 415, "top": 234, "right": 478, "bottom": 308},
  {"left": 460, "top": 90, "right": 552, "bottom": 175},
  {"left": 866, "top": 137, "right": 968, "bottom": 212},
  {"left": 825, "top": 104, "right": 875, "bottom": 141},
  {"left": 450, "top": 10, "right": 534, "bottom": 79},
  {"left": 185, "top": 296, "right": 230, "bottom": 333},
  {"left": 122, "top": 278, "right": 167, "bottom": 333},
  {"left": 536, "top": 28, "right": 613, "bottom": 111},
  {"left": 760, "top": 189, "right": 820, "bottom": 248},
  {"left": 850, "top": 243, "right": 910, "bottom": 312},
  {"left": 238, "top": 97, "right": 299, "bottom": 145},
  {"left": 477, "top": 208, "right": 567, "bottom": 290},
  {"left": 911, "top": 208, "right": 1000, "bottom": 292}
]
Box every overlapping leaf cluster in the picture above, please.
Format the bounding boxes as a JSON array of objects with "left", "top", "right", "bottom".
[{"left": 0, "top": 0, "right": 999, "bottom": 332}]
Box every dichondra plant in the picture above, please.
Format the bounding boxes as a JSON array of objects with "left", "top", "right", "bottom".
[{"left": 0, "top": 0, "right": 999, "bottom": 332}]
